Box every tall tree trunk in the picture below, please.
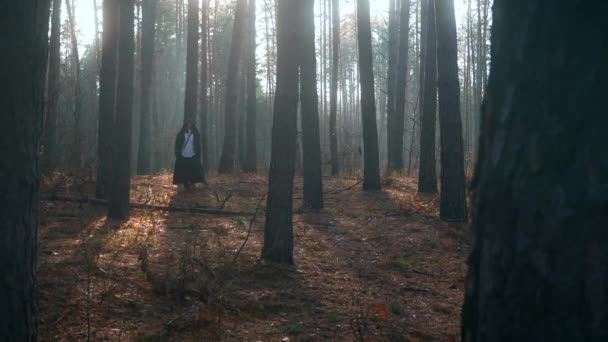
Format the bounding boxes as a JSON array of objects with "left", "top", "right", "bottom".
[
  {"left": 243, "top": 0, "right": 258, "bottom": 172},
  {"left": 97, "top": 0, "right": 120, "bottom": 199},
  {"left": 66, "top": 0, "right": 83, "bottom": 169},
  {"left": 218, "top": 0, "right": 247, "bottom": 174},
  {"left": 329, "top": 0, "right": 340, "bottom": 176},
  {"left": 356, "top": 0, "right": 381, "bottom": 191},
  {"left": 463, "top": 1, "right": 608, "bottom": 340},
  {"left": 418, "top": 0, "right": 437, "bottom": 193},
  {"left": 45, "top": 0, "right": 62, "bottom": 173},
  {"left": 262, "top": 0, "right": 299, "bottom": 264},
  {"left": 184, "top": 0, "right": 199, "bottom": 123},
  {"left": 389, "top": 0, "right": 411, "bottom": 174},
  {"left": 385, "top": 0, "right": 400, "bottom": 174},
  {"left": 93, "top": 0, "right": 101, "bottom": 66},
  {"left": 0, "top": 0, "right": 50, "bottom": 339},
  {"left": 435, "top": 0, "right": 466, "bottom": 222},
  {"left": 108, "top": 0, "right": 135, "bottom": 220},
  {"left": 299, "top": 0, "right": 324, "bottom": 210},
  {"left": 137, "top": 0, "right": 158, "bottom": 175},
  {"left": 199, "top": 0, "right": 209, "bottom": 171}
]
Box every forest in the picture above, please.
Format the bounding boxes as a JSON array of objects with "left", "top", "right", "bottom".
[{"left": 1, "top": 0, "right": 606, "bottom": 341}]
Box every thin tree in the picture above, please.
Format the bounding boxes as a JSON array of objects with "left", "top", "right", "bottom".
[
  {"left": 299, "top": 0, "right": 324, "bottom": 210},
  {"left": 0, "top": 0, "right": 50, "bottom": 338},
  {"left": 357, "top": 0, "right": 381, "bottom": 191},
  {"left": 44, "top": 0, "right": 62, "bottom": 172},
  {"left": 97, "top": 0, "right": 120, "bottom": 199},
  {"left": 199, "top": 0, "right": 209, "bottom": 170},
  {"left": 389, "top": 0, "right": 411, "bottom": 174},
  {"left": 218, "top": 0, "right": 247, "bottom": 174},
  {"left": 329, "top": 0, "right": 340, "bottom": 176},
  {"left": 243, "top": 0, "right": 258, "bottom": 172},
  {"left": 262, "top": 0, "right": 300, "bottom": 264},
  {"left": 435, "top": 0, "right": 466, "bottom": 221},
  {"left": 462, "top": 1, "right": 608, "bottom": 340},
  {"left": 184, "top": 0, "right": 199, "bottom": 123},
  {"left": 108, "top": 0, "right": 135, "bottom": 219},
  {"left": 417, "top": 0, "right": 437, "bottom": 193},
  {"left": 137, "top": 0, "right": 158, "bottom": 175}
]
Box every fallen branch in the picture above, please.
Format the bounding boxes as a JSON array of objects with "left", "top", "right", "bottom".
[
  {"left": 330, "top": 179, "right": 363, "bottom": 194},
  {"left": 42, "top": 194, "right": 254, "bottom": 217}
]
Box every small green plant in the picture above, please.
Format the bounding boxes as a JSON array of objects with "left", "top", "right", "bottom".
[
  {"left": 233, "top": 216, "right": 246, "bottom": 225},
  {"left": 286, "top": 323, "right": 304, "bottom": 336},
  {"left": 328, "top": 312, "right": 344, "bottom": 323},
  {"left": 389, "top": 303, "right": 404, "bottom": 315}
]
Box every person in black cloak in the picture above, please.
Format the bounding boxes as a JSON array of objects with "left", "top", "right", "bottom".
[{"left": 173, "top": 119, "right": 207, "bottom": 190}]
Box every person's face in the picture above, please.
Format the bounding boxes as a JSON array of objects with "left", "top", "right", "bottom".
[{"left": 186, "top": 121, "right": 193, "bottom": 129}]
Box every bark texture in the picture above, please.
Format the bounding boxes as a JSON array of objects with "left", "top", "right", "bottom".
[
  {"left": 183, "top": 0, "right": 199, "bottom": 123},
  {"left": 329, "top": 0, "right": 340, "bottom": 176},
  {"left": 44, "top": 0, "right": 62, "bottom": 172},
  {"left": 0, "top": 0, "right": 50, "bottom": 339},
  {"left": 243, "top": 0, "right": 258, "bottom": 173},
  {"left": 462, "top": 2, "right": 608, "bottom": 341}
]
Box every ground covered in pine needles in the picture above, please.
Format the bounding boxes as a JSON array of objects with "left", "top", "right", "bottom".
[{"left": 38, "top": 173, "right": 469, "bottom": 341}]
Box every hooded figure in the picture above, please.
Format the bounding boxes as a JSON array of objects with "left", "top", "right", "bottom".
[{"left": 173, "top": 119, "right": 207, "bottom": 189}]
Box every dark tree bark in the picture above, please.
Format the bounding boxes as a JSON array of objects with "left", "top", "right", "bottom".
[
  {"left": 243, "top": 0, "right": 258, "bottom": 173},
  {"left": 435, "top": 0, "right": 466, "bottom": 221},
  {"left": 417, "top": 0, "right": 437, "bottom": 193},
  {"left": 385, "top": 0, "right": 400, "bottom": 174},
  {"left": 97, "top": 0, "right": 120, "bottom": 199},
  {"left": 44, "top": 0, "right": 62, "bottom": 173},
  {"left": 218, "top": 0, "right": 247, "bottom": 174},
  {"left": 462, "top": 2, "right": 608, "bottom": 341},
  {"left": 0, "top": 0, "right": 50, "bottom": 339},
  {"left": 356, "top": 0, "right": 381, "bottom": 191},
  {"left": 299, "top": 0, "right": 324, "bottom": 210},
  {"left": 389, "top": 0, "right": 411, "bottom": 174},
  {"left": 262, "top": 0, "right": 300, "bottom": 264},
  {"left": 137, "top": 0, "right": 158, "bottom": 175},
  {"left": 108, "top": 0, "right": 135, "bottom": 220},
  {"left": 183, "top": 0, "right": 199, "bottom": 123},
  {"left": 328, "top": 0, "right": 340, "bottom": 176}
]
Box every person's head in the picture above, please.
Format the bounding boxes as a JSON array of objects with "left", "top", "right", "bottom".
[{"left": 184, "top": 119, "right": 194, "bottom": 130}]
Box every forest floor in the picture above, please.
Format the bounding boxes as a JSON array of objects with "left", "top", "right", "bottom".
[{"left": 37, "top": 173, "right": 469, "bottom": 341}]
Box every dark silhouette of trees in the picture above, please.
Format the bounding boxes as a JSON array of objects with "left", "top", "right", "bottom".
[
  {"left": 262, "top": 0, "right": 300, "bottom": 264},
  {"left": 184, "top": 0, "right": 199, "bottom": 124},
  {"left": 0, "top": 0, "right": 50, "bottom": 338},
  {"left": 435, "top": 0, "right": 466, "bottom": 221},
  {"left": 462, "top": 1, "right": 608, "bottom": 340},
  {"left": 357, "top": 0, "right": 381, "bottom": 191},
  {"left": 418, "top": 0, "right": 438, "bottom": 194},
  {"left": 137, "top": 0, "right": 158, "bottom": 175},
  {"left": 329, "top": 0, "right": 340, "bottom": 176},
  {"left": 108, "top": 0, "right": 135, "bottom": 219},
  {"left": 97, "top": 0, "right": 120, "bottom": 199},
  {"left": 243, "top": 0, "right": 258, "bottom": 173},
  {"left": 385, "top": 0, "right": 399, "bottom": 174},
  {"left": 218, "top": 0, "right": 247, "bottom": 174},
  {"left": 199, "top": 0, "right": 209, "bottom": 171}
]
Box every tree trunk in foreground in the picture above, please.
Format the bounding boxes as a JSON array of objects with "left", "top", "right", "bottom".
[
  {"left": 299, "top": 0, "right": 324, "bottom": 210},
  {"left": 108, "top": 0, "right": 135, "bottom": 220},
  {"left": 218, "top": 0, "right": 247, "bottom": 174},
  {"left": 435, "top": 0, "right": 466, "bottom": 221},
  {"left": 97, "top": 0, "right": 120, "bottom": 199},
  {"left": 262, "top": 0, "right": 300, "bottom": 264},
  {"left": 417, "top": 0, "right": 437, "bottom": 193},
  {"left": 462, "top": 1, "right": 608, "bottom": 340},
  {"left": 357, "top": 0, "right": 382, "bottom": 191},
  {"left": 0, "top": 0, "right": 50, "bottom": 339},
  {"left": 199, "top": 0, "right": 209, "bottom": 171}
]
